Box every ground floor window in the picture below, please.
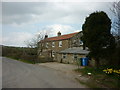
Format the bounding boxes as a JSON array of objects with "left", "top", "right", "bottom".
[
  {"left": 46, "top": 43, "right": 49, "bottom": 48},
  {"left": 52, "top": 51, "right": 55, "bottom": 57},
  {"left": 62, "top": 53, "right": 67, "bottom": 59},
  {"left": 73, "top": 54, "right": 78, "bottom": 60}
]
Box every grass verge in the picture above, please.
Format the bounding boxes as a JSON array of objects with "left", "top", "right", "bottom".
[
  {"left": 5, "top": 56, "right": 35, "bottom": 64},
  {"left": 75, "top": 77, "right": 100, "bottom": 88},
  {"left": 74, "top": 66, "right": 120, "bottom": 88}
]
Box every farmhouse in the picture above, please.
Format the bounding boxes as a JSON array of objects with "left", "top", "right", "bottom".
[{"left": 38, "top": 31, "right": 89, "bottom": 63}]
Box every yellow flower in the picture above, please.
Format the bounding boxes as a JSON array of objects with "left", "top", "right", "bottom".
[
  {"left": 107, "top": 68, "right": 113, "bottom": 74},
  {"left": 113, "top": 69, "right": 120, "bottom": 74}
]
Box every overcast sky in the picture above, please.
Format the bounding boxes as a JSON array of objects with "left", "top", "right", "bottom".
[{"left": 1, "top": 1, "right": 116, "bottom": 47}]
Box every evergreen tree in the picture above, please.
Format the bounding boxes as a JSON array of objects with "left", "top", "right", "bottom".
[{"left": 82, "top": 11, "right": 115, "bottom": 67}]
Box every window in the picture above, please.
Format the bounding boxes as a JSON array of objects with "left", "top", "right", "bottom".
[
  {"left": 59, "top": 41, "right": 62, "bottom": 47},
  {"left": 73, "top": 54, "right": 77, "bottom": 60},
  {"left": 62, "top": 53, "right": 67, "bottom": 59},
  {"left": 52, "top": 42, "right": 55, "bottom": 47},
  {"left": 52, "top": 51, "right": 55, "bottom": 57},
  {"left": 46, "top": 43, "right": 48, "bottom": 48},
  {"left": 80, "top": 40, "right": 83, "bottom": 45}
]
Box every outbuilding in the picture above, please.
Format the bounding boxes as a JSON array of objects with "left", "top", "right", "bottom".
[{"left": 57, "top": 47, "right": 89, "bottom": 64}]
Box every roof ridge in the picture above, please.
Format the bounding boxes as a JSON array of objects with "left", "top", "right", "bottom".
[
  {"left": 40, "top": 31, "right": 80, "bottom": 42},
  {"left": 47, "top": 32, "right": 79, "bottom": 39}
]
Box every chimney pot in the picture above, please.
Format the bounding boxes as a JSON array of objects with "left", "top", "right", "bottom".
[
  {"left": 57, "top": 31, "right": 61, "bottom": 36},
  {"left": 45, "top": 35, "right": 48, "bottom": 39}
]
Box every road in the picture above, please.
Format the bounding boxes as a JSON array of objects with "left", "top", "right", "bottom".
[
  {"left": 2, "top": 57, "right": 87, "bottom": 88},
  {"left": 0, "top": 57, "right": 2, "bottom": 89}
]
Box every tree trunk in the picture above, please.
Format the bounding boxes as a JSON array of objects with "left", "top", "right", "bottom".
[
  {"left": 95, "top": 58, "right": 100, "bottom": 69},
  {"left": 83, "top": 43, "right": 86, "bottom": 50}
]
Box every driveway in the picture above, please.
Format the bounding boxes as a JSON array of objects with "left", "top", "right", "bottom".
[
  {"left": 2, "top": 57, "right": 87, "bottom": 88},
  {"left": 38, "top": 62, "right": 89, "bottom": 84},
  {"left": 38, "top": 62, "right": 79, "bottom": 73}
]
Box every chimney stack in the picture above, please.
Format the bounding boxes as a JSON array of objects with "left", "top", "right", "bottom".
[
  {"left": 45, "top": 35, "right": 48, "bottom": 39},
  {"left": 57, "top": 31, "right": 61, "bottom": 36}
]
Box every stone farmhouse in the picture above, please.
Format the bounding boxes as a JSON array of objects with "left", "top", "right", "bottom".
[{"left": 38, "top": 31, "right": 89, "bottom": 64}]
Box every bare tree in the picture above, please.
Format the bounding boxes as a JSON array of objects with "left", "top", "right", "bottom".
[
  {"left": 24, "top": 33, "right": 45, "bottom": 63},
  {"left": 25, "top": 33, "right": 44, "bottom": 48},
  {"left": 111, "top": 1, "right": 120, "bottom": 36}
]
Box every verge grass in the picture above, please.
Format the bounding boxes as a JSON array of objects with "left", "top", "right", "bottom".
[
  {"left": 75, "top": 66, "right": 120, "bottom": 88},
  {"left": 6, "top": 56, "right": 35, "bottom": 64}
]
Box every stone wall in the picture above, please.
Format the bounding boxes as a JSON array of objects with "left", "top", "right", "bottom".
[
  {"left": 70, "top": 32, "right": 83, "bottom": 48},
  {"left": 57, "top": 53, "right": 86, "bottom": 64},
  {"left": 39, "top": 39, "right": 70, "bottom": 52}
]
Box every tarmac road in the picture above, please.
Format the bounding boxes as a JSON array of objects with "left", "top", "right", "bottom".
[{"left": 2, "top": 57, "right": 87, "bottom": 88}]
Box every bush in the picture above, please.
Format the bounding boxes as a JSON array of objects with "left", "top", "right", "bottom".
[{"left": 2, "top": 46, "right": 38, "bottom": 64}]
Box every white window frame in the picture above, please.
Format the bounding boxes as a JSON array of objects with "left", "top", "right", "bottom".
[
  {"left": 59, "top": 41, "right": 62, "bottom": 47},
  {"left": 73, "top": 54, "right": 78, "bottom": 60},
  {"left": 52, "top": 51, "right": 55, "bottom": 57},
  {"left": 80, "top": 40, "right": 83, "bottom": 45},
  {"left": 62, "top": 53, "right": 67, "bottom": 59},
  {"left": 52, "top": 42, "right": 55, "bottom": 47},
  {"left": 46, "top": 43, "right": 48, "bottom": 48}
]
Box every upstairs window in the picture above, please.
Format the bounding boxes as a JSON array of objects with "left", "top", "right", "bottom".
[
  {"left": 80, "top": 40, "right": 83, "bottom": 45},
  {"left": 52, "top": 42, "right": 55, "bottom": 47},
  {"left": 59, "top": 41, "right": 62, "bottom": 47}
]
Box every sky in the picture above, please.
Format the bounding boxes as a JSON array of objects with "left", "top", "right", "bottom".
[{"left": 1, "top": 0, "right": 117, "bottom": 47}]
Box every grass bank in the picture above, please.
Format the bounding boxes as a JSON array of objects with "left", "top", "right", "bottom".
[
  {"left": 6, "top": 56, "right": 35, "bottom": 64},
  {"left": 75, "top": 66, "right": 120, "bottom": 88}
]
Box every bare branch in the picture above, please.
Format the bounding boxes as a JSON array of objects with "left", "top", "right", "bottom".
[
  {"left": 25, "top": 33, "right": 44, "bottom": 48},
  {"left": 110, "top": 1, "right": 120, "bottom": 36}
]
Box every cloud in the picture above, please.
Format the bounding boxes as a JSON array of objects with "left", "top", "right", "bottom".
[
  {"left": 2, "top": 2, "right": 113, "bottom": 47},
  {"left": 2, "top": 2, "right": 111, "bottom": 25},
  {"left": 2, "top": 32, "right": 33, "bottom": 47},
  {"left": 38, "top": 24, "right": 81, "bottom": 37},
  {"left": 2, "top": 24, "right": 80, "bottom": 47}
]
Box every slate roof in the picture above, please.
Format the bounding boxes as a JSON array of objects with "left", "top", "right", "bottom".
[
  {"left": 59, "top": 47, "right": 89, "bottom": 55},
  {"left": 41, "top": 32, "right": 79, "bottom": 42}
]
